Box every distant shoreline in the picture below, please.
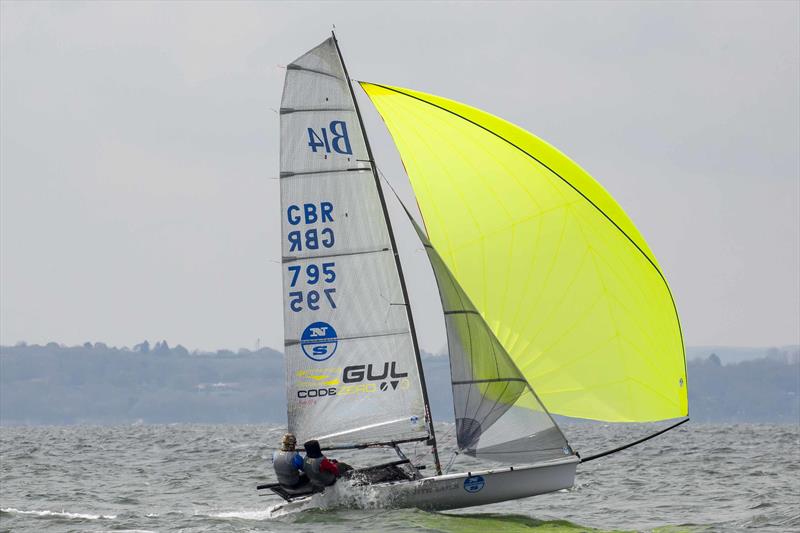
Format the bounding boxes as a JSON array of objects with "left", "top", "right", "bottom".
[{"left": 1, "top": 343, "right": 798, "bottom": 425}]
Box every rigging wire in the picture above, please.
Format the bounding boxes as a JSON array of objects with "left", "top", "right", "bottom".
[
  {"left": 579, "top": 417, "right": 690, "bottom": 464},
  {"left": 443, "top": 451, "right": 460, "bottom": 474}
]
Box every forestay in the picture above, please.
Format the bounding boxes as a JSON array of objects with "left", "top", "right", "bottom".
[
  {"left": 409, "top": 218, "right": 570, "bottom": 463},
  {"left": 279, "top": 39, "right": 427, "bottom": 446}
]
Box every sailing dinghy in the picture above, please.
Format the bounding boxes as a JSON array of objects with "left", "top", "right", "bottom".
[{"left": 261, "top": 34, "right": 688, "bottom": 512}]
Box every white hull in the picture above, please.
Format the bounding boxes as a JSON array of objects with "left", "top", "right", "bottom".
[{"left": 267, "top": 456, "right": 578, "bottom": 515}]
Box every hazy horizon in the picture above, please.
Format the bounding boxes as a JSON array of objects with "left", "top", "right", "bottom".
[
  {"left": 2, "top": 341, "right": 798, "bottom": 426},
  {"left": 2, "top": 1, "right": 798, "bottom": 352},
  {"left": 2, "top": 338, "right": 798, "bottom": 360}
]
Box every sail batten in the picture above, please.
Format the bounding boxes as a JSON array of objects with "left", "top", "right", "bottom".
[
  {"left": 286, "top": 64, "right": 342, "bottom": 78},
  {"left": 282, "top": 246, "right": 390, "bottom": 263},
  {"left": 362, "top": 82, "right": 688, "bottom": 423},
  {"left": 284, "top": 329, "right": 408, "bottom": 346},
  {"left": 280, "top": 107, "right": 353, "bottom": 114},
  {"left": 281, "top": 168, "right": 371, "bottom": 178},
  {"left": 453, "top": 378, "right": 528, "bottom": 385}
]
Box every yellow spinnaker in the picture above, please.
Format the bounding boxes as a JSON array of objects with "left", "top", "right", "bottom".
[{"left": 362, "top": 82, "right": 687, "bottom": 422}]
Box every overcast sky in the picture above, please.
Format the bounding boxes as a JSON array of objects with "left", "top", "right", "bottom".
[{"left": 1, "top": 1, "right": 798, "bottom": 352}]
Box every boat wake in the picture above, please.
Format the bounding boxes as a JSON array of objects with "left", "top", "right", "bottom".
[
  {"left": 265, "top": 478, "right": 388, "bottom": 517},
  {"left": 207, "top": 508, "right": 277, "bottom": 521}
]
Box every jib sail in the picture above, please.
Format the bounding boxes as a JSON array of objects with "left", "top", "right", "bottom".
[{"left": 410, "top": 216, "right": 571, "bottom": 463}]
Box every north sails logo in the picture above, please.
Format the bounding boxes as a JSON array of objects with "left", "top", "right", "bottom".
[
  {"left": 300, "top": 321, "right": 338, "bottom": 362},
  {"left": 463, "top": 475, "right": 485, "bottom": 493}
]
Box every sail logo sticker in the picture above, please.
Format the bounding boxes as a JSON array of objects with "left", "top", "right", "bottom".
[
  {"left": 300, "top": 321, "right": 338, "bottom": 361},
  {"left": 463, "top": 475, "right": 485, "bottom": 493}
]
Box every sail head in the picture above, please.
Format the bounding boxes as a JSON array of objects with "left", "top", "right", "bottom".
[{"left": 279, "top": 40, "right": 428, "bottom": 446}]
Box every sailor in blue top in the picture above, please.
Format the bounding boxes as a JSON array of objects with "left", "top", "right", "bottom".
[{"left": 272, "top": 433, "right": 309, "bottom": 489}]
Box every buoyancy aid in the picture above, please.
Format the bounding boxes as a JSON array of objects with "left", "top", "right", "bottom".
[
  {"left": 303, "top": 456, "right": 337, "bottom": 487},
  {"left": 272, "top": 450, "right": 302, "bottom": 487}
]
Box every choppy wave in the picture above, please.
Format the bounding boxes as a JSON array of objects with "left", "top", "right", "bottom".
[{"left": 1, "top": 423, "right": 797, "bottom": 532}]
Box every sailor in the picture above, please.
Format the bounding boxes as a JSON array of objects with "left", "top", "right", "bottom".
[
  {"left": 272, "top": 433, "right": 308, "bottom": 489},
  {"left": 302, "top": 439, "right": 353, "bottom": 488}
]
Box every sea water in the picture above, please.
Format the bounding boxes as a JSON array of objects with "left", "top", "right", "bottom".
[{"left": 1, "top": 423, "right": 797, "bottom": 532}]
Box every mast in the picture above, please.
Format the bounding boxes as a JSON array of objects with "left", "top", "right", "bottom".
[{"left": 331, "top": 31, "right": 442, "bottom": 475}]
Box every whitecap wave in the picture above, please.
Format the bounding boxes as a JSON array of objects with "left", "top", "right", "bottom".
[
  {"left": 208, "top": 509, "right": 276, "bottom": 520},
  {"left": 1, "top": 507, "right": 117, "bottom": 520},
  {"left": 264, "top": 478, "right": 395, "bottom": 518},
  {"left": 96, "top": 530, "right": 156, "bottom": 533}
]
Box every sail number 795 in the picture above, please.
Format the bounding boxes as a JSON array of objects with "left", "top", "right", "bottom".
[{"left": 287, "top": 262, "right": 337, "bottom": 312}]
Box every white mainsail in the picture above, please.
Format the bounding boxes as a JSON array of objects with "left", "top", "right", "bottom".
[{"left": 279, "top": 37, "right": 428, "bottom": 446}]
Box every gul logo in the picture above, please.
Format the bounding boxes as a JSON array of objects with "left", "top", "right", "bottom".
[
  {"left": 338, "top": 362, "right": 411, "bottom": 396},
  {"left": 300, "top": 321, "right": 338, "bottom": 361},
  {"left": 342, "top": 362, "right": 407, "bottom": 384},
  {"left": 463, "top": 475, "right": 485, "bottom": 493}
]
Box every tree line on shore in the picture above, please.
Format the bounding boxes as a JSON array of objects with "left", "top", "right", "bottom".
[{"left": 0, "top": 342, "right": 797, "bottom": 425}]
